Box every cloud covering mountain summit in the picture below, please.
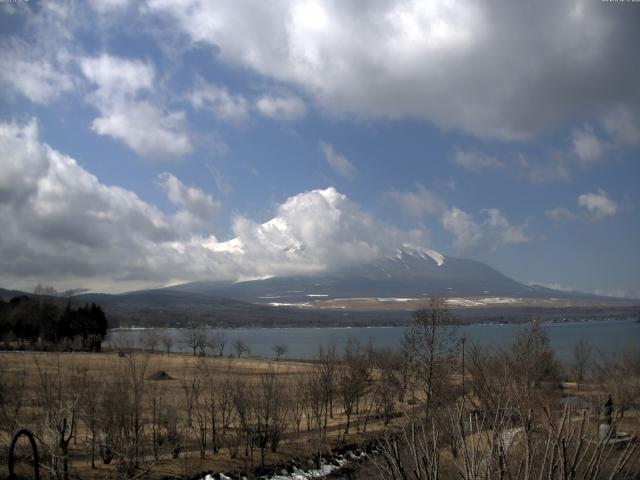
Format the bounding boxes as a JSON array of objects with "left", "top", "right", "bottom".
[{"left": 0, "top": 120, "right": 426, "bottom": 292}]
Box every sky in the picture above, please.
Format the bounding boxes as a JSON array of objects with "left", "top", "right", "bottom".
[{"left": 0, "top": 0, "right": 639, "bottom": 296}]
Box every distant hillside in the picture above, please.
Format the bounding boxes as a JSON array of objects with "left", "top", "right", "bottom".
[
  {"left": 0, "top": 287, "right": 29, "bottom": 300},
  {"left": 2, "top": 245, "right": 637, "bottom": 328},
  {"left": 166, "top": 245, "right": 618, "bottom": 304}
]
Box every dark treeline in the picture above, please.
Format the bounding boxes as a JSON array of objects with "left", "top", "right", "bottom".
[{"left": 0, "top": 286, "right": 108, "bottom": 351}]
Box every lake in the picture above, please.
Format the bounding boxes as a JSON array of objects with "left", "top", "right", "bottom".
[{"left": 105, "top": 318, "right": 639, "bottom": 361}]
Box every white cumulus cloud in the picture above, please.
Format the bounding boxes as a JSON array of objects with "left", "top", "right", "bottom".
[
  {"left": 442, "top": 207, "right": 529, "bottom": 253},
  {"left": 80, "top": 53, "right": 193, "bottom": 158},
  {"left": 386, "top": 184, "right": 446, "bottom": 218},
  {"left": 442, "top": 208, "right": 483, "bottom": 252},
  {"left": 145, "top": 0, "right": 640, "bottom": 140},
  {"left": 602, "top": 107, "right": 640, "bottom": 147},
  {"left": 451, "top": 149, "right": 504, "bottom": 172},
  {"left": 572, "top": 125, "right": 606, "bottom": 167},
  {"left": 0, "top": 118, "right": 430, "bottom": 291},
  {"left": 255, "top": 94, "right": 307, "bottom": 121},
  {"left": 188, "top": 80, "right": 250, "bottom": 124},
  {"left": 319, "top": 141, "right": 356, "bottom": 179},
  {"left": 158, "top": 172, "right": 221, "bottom": 232},
  {"left": 577, "top": 189, "right": 618, "bottom": 222}
]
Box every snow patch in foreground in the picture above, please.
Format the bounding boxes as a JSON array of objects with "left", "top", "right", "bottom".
[{"left": 203, "top": 456, "right": 352, "bottom": 480}]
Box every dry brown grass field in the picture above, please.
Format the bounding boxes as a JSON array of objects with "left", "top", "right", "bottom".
[
  {"left": 0, "top": 350, "right": 405, "bottom": 480},
  {"left": 1, "top": 305, "right": 639, "bottom": 480}
]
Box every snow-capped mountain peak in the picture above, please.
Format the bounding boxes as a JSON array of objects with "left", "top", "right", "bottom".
[{"left": 398, "top": 243, "right": 446, "bottom": 266}]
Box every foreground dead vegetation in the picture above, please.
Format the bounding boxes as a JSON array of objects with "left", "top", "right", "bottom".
[{"left": 1, "top": 299, "right": 639, "bottom": 480}]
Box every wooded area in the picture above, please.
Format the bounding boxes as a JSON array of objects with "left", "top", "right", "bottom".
[{"left": 0, "top": 288, "right": 108, "bottom": 352}]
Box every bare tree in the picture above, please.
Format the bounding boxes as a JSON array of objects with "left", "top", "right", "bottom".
[
  {"left": 198, "top": 357, "right": 221, "bottom": 455},
  {"left": 407, "top": 298, "right": 459, "bottom": 419},
  {"left": 373, "top": 348, "right": 401, "bottom": 426},
  {"left": 233, "top": 339, "right": 250, "bottom": 358},
  {"left": 142, "top": 328, "right": 160, "bottom": 353},
  {"left": 290, "top": 373, "right": 308, "bottom": 433},
  {"left": 338, "top": 339, "right": 371, "bottom": 434},
  {"left": 180, "top": 361, "right": 201, "bottom": 428},
  {"left": 303, "top": 368, "right": 329, "bottom": 466},
  {"left": 218, "top": 363, "right": 235, "bottom": 433},
  {"left": 251, "top": 370, "right": 289, "bottom": 465},
  {"left": 79, "top": 373, "right": 102, "bottom": 469},
  {"left": 123, "top": 351, "right": 149, "bottom": 474},
  {"left": 593, "top": 342, "right": 640, "bottom": 419},
  {"left": 0, "top": 359, "right": 27, "bottom": 446},
  {"left": 317, "top": 341, "right": 338, "bottom": 426},
  {"left": 571, "top": 339, "right": 592, "bottom": 389},
  {"left": 34, "top": 355, "right": 81, "bottom": 480},
  {"left": 148, "top": 380, "right": 167, "bottom": 461},
  {"left": 272, "top": 343, "right": 288, "bottom": 361},
  {"left": 182, "top": 321, "right": 207, "bottom": 356},
  {"left": 160, "top": 333, "right": 173, "bottom": 356},
  {"left": 208, "top": 331, "right": 228, "bottom": 357}
]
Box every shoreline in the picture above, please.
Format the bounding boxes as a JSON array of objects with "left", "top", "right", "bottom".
[{"left": 108, "top": 314, "right": 640, "bottom": 332}]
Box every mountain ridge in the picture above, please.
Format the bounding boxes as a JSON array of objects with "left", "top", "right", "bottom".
[{"left": 164, "top": 244, "right": 615, "bottom": 304}]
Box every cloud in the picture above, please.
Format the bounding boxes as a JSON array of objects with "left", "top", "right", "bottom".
[
  {"left": 546, "top": 189, "right": 620, "bottom": 224},
  {"left": 602, "top": 107, "right": 640, "bottom": 147},
  {"left": 451, "top": 149, "right": 504, "bottom": 172},
  {"left": 385, "top": 184, "right": 446, "bottom": 218},
  {"left": 442, "top": 207, "right": 529, "bottom": 253},
  {"left": 0, "top": 45, "right": 75, "bottom": 104},
  {"left": 0, "top": 3, "right": 77, "bottom": 105},
  {"left": 319, "top": 141, "right": 356, "bottom": 179},
  {"left": 577, "top": 188, "right": 618, "bottom": 222},
  {"left": 545, "top": 206, "right": 578, "bottom": 223},
  {"left": 81, "top": 53, "right": 193, "bottom": 158},
  {"left": 482, "top": 208, "right": 529, "bottom": 245},
  {"left": 442, "top": 208, "right": 483, "bottom": 252},
  {"left": 593, "top": 287, "right": 640, "bottom": 300},
  {"left": 572, "top": 125, "right": 606, "bottom": 167},
  {"left": 158, "top": 172, "right": 221, "bottom": 231},
  {"left": 188, "top": 80, "right": 306, "bottom": 123},
  {"left": 212, "top": 187, "right": 410, "bottom": 278},
  {"left": 80, "top": 54, "right": 154, "bottom": 99},
  {"left": 89, "top": 0, "right": 132, "bottom": 13},
  {"left": 188, "top": 80, "right": 249, "bottom": 124},
  {"left": 91, "top": 102, "right": 193, "bottom": 158},
  {"left": 0, "top": 118, "right": 183, "bottom": 290},
  {"left": 255, "top": 94, "right": 307, "bottom": 121},
  {"left": 0, "top": 118, "right": 427, "bottom": 291},
  {"left": 527, "top": 281, "right": 574, "bottom": 292},
  {"left": 206, "top": 164, "right": 233, "bottom": 196},
  {"left": 518, "top": 154, "right": 572, "bottom": 184},
  {"left": 145, "top": 0, "right": 640, "bottom": 140}
]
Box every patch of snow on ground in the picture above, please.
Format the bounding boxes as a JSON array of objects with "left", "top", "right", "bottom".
[
  {"left": 201, "top": 452, "right": 364, "bottom": 480},
  {"left": 446, "top": 297, "right": 523, "bottom": 307},
  {"left": 268, "top": 302, "right": 312, "bottom": 307},
  {"left": 377, "top": 298, "right": 420, "bottom": 302},
  {"left": 446, "top": 298, "right": 484, "bottom": 307}
]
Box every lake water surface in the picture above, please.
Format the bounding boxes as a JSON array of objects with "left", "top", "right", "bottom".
[{"left": 106, "top": 318, "right": 639, "bottom": 361}]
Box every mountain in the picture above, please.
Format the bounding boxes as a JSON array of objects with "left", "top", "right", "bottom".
[
  {"left": 3, "top": 246, "right": 637, "bottom": 328},
  {"left": 165, "top": 244, "right": 602, "bottom": 304},
  {"left": 0, "top": 287, "right": 28, "bottom": 300}
]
